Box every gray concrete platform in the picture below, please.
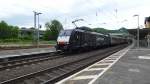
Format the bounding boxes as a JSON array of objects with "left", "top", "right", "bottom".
[
  {"left": 56, "top": 44, "right": 150, "bottom": 84},
  {"left": 0, "top": 47, "right": 56, "bottom": 59},
  {"left": 94, "top": 48, "right": 150, "bottom": 84}
]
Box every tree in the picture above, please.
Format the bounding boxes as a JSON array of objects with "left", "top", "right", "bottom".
[
  {"left": 92, "top": 28, "right": 108, "bottom": 34},
  {"left": 119, "top": 27, "right": 129, "bottom": 33},
  {"left": 44, "top": 19, "right": 63, "bottom": 40},
  {"left": 0, "top": 21, "right": 8, "bottom": 39},
  {"left": 0, "top": 20, "right": 19, "bottom": 39}
]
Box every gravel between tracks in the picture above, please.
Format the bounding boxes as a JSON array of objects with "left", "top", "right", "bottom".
[{"left": 0, "top": 50, "right": 101, "bottom": 82}]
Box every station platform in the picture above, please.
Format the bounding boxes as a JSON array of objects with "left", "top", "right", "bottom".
[
  {"left": 0, "top": 47, "right": 56, "bottom": 60},
  {"left": 56, "top": 44, "right": 150, "bottom": 84}
]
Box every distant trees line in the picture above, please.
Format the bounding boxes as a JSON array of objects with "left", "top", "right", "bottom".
[
  {"left": 92, "top": 27, "right": 129, "bottom": 34},
  {"left": 0, "top": 20, "right": 63, "bottom": 42},
  {"left": 0, "top": 21, "right": 19, "bottom": 39},
  {"left": 0, "top": 21, "right": 20, "bottom": 42}
]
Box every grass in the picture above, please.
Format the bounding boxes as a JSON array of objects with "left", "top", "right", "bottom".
[{"left": 0, "top": 40, "right": 56, "bottom": 46}]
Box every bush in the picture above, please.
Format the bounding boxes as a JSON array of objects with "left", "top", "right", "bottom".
[
  {"left": 0, "top": 38, "right": 21, "bottom": 43},
  {"left": 0, "top": 21, "right": 19, "bottom": 39},
  {"left": 19, "top": 36, "right": 33, "bottom": 40}
]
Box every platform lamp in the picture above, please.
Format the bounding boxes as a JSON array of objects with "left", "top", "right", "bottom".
[
  {"left": 33, "top": 11, "right": 42, "bottom": 48},
  {"left": 37, "top": 12, "right": 42, "bottom": 48},
  {"left": 133, "top": 14, "right": 140, "bottom": 48}
]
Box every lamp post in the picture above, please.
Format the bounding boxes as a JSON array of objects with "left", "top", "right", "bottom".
[
  {"left": 37, "top": 12, "right": 42, "bottom": 48},
  {"left": 33, "top": 11, "right": 42, "bottom": 48},
  {"left": 133, "top": 14, "right": 140, "bottom": 48},
  {"left": 33, "top": 11, "right": 37, "bottom": 46}
]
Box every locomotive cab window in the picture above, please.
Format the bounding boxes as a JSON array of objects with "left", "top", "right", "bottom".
[{"left": 59, "top": 30, "right": 72, "bottom": 36}]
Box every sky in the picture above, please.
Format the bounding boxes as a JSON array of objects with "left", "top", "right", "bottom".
[{"left": 0, "top": 0, "right": 150, "bottom": 30}]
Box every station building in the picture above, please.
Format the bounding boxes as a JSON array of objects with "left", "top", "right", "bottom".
[{"left": 20, "top": 27, "right": 45, "bottom": 39}]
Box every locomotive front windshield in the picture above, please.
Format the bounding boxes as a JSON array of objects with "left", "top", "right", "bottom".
[{"left": 59, "top": 30, "right": 72, "bottom": 36}]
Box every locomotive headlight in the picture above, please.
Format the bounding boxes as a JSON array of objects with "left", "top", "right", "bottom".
[
  {"left": 58, "top": 41, "right": 69, "bottom": 45},
  {"left": 58, "top": 41, "right": 65, "bottom": 45}
]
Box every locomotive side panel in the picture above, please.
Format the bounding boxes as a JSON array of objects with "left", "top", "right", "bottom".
[{"left": 56, "top": 27, "right": 129, "bottom": 52}]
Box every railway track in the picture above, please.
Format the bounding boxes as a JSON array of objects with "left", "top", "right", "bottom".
[
  {"left": 0, "top": 44, "right": 128, "bottom": 84},
  {"left": 0, "top": 51, "right": 64, "bottom": 71}
]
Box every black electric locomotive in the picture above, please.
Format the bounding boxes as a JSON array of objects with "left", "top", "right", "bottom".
[
  {"left": 55, "top": 26, "right": 129, "bottom": 52},
  {"left": 55, "top": 26, "right": 111, "bottom": 51}
]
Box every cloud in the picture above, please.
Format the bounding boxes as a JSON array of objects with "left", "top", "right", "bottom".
[{"left": 0, "top": 0, "right": 150, "bottom": 29}]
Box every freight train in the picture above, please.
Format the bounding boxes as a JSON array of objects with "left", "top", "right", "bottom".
[{"left": 55, "top": 26, "right": 129, "bottom": 52}]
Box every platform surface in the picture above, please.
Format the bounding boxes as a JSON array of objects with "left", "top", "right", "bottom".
[
  {"left": 56, "top": 45, "right": 150, "bottom": 84},
  {"left": 0, "top": 47, "right": 56, "bottom": 59}
]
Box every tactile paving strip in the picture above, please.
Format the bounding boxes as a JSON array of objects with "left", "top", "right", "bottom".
[{"left": 56, "top": 45, "right": 133, "bottom": 84}]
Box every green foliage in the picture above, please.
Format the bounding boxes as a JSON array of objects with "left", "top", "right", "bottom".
[
  {"left": 78, "top": 26, "right": 92, "bottom": 31},
  {"left": 47, "top": 40, "right": 56, "bottom": 44},
  {"left": 44, "top": 19, "right": 63, "bottom": 40},
  {"left": 92, "top": 28, "right": 109, "bottom": 34},
  {"left": 19, "top": 28, "right": 34, "bottom": 40},
  {"left": 108, "top": 27, "right": 129, "bottom": 34},
  {"left": 118, "top": 27, "right": 129, "bottom": 34},
  {"left": 0, "top": 38, "right": 20, "bottom": 42},
  {"left": 20, "top": 36, "right": 33, "bottom": 40},
  {"left": 92, "top": 27, "right": 129, "bottom": 35},
  {"left": 0, "top": 21, "right": 19, "bottom": 39},
  {"left": 43, "top": 30, "right": 52, "bottom": 40}
]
